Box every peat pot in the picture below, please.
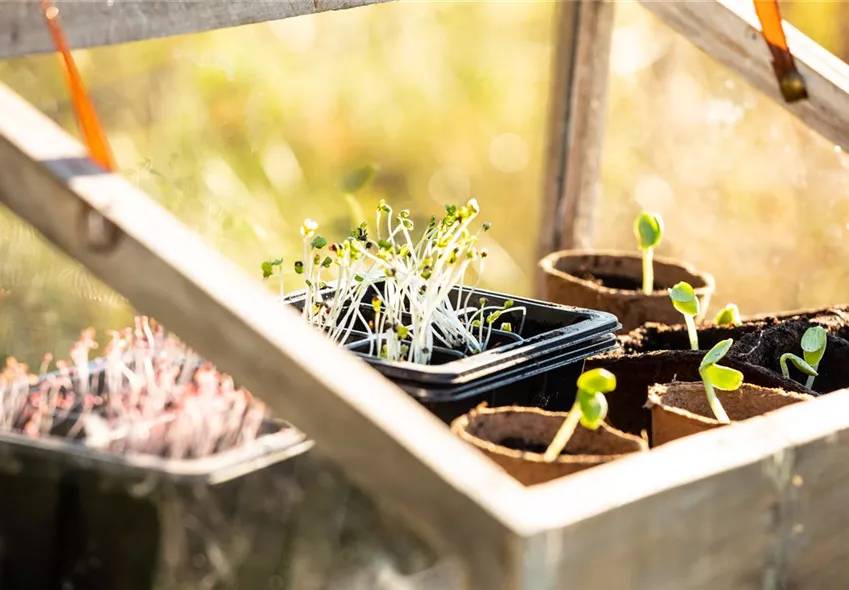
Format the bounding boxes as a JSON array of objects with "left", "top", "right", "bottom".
[
  {"left": 647, "top": 382, "right": 813, "bottom": 446},
  {"left": 450, "top": 405, "right": 646, "bottom": 486},
  {"left": 539, "top": 250, "right": 715, "bottom": 332}
]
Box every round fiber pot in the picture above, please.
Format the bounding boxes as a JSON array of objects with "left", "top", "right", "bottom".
[
  {"left": 581, "top": 350, "right": 814, "bottom": 443},
  {"left": 450, "top": 405, "right": 646, "bottom": 487},
  {"left": 647, "top": 382, "right": 812, "bottom": 446},
  {"left": 539, "top": 250, "right": 715, "bottom": 332},
  {"left": 731, "top": 319, "right": 849, "bottom": 394}
]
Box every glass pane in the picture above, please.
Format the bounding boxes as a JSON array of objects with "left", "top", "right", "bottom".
[{"left": 597, "top": 2, "right": 849, "bottom": 315}]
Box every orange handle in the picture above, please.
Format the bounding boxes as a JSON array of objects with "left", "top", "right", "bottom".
[
  {"left": 753, "top": 0, "right": 807, "bottom": 103},
  {"left": 40, "top": 0, "right": 117, "bottom": 172}
]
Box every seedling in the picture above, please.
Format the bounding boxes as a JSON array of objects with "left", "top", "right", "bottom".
[
  {"left": 801, "top": 326, "right": 827, "bottom": 389},
  {"left": 634, "top": 211, "right": 663, "bottom": 294},
  {"left": 668, "top": 281, "right": 700, "bottom": 350},
  {"left": 714, "top": 303, "right": 741, "bottom": 326},
  {"left": 779, "top": 352, "right": 818, "bottom": 382},
  {"left": 261, "top": 257, "right": 284, "bottom": 298},
  {"left": 698, "top": 338, "right": 743, "bottom": 424},
  {"left": 543, "top": 368, "right": 615, "bottom": 462}
]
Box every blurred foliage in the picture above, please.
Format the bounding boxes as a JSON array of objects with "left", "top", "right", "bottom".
[{"left": 0, "top": 1, "right": 848, "bottom": 365}]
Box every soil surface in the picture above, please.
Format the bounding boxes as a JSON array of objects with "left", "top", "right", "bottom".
[
  {"left": 731, "top": 319, "right": 849, "bottom": 394},
  {"left": 498, "top": 436, "right": 555, "bottom": 455},
  {"left": 574, "top": 270, "right": 665, "bottom": 292},
  {"left": 618, "top": 320, "right": 772, "bottom": 354}
]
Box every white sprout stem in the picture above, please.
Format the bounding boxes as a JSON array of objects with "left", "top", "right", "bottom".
[
  {"left": 701, "top": 370, "right": 731, "bottom": 424},
  {"left": 805, "top": 363, "right": 819, "bottom": 389},
  {"left": 684, "top": 315, "right": 699, "bottom": 350},
  {"left": 642, "top": 247, "right": 654, "bottom": 295},
  {"left": 543, "top": 399, "right": 583, "bottom": 462}
]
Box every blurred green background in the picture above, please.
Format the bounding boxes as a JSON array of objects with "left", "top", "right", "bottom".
[{"left": 0, "top": 0, "right": 848, "bottom": 366}]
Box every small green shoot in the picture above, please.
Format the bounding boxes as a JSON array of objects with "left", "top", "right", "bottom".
[
  {"left": 779, "top": 353, "right": 818, "bottom": 381},
  {"left": 543, "top": 368, "right": 615, "bottom": 462},
  {"left": 634, "top": 211, "right": 663, "bottom": 294},
  {"left": 801, "top": 326, "right": 827, "bottom": 389},
  {"left": 698, "top": 338, "right": 743, "bottom": 424},
  {"left": 261, "top": 258, "right": 284, "bottom": 297},
  {"left": 668, "top": 281, "right": 700, "bottom": 350},
  {"left": 714, "top": 303, "right": 741, "bottom": 326}
]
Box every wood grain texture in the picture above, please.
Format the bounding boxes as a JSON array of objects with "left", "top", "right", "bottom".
[
  {"left": 0, "top": 81, "right": 529, "bottom": 590},
  {"left": 538, "top": 0, "right": 614, "bottom": 280},
  {"left": 639, "top": 0, "right": 849, "bottom": 150},
  {"left": 517, "top": 387, "right": 849, "bottom": 589},
  {"left": 0, "top": 0, "right": 392, "bottom": 58}
]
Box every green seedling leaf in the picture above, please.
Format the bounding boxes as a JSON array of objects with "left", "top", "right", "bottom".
[
  {"left": 293, "top": 261, "right": 304, "bottom": 275},
  {"left": 668, "top": 281, "right": 700, "bottom": 317},
  {"left": 634, "top": 211, "right": 664, "bottom": 250},
  {"left": 700, "top": 338, "right": 733, "bottom": 370},
  {"left": 576, "top": 368, "right": 617, "bottom": 395},
  {"left": 779, "top": 353, "right": 818, "bottom": 378},
  {"left": 701, "top": 364, "right": 744, "bottom": 391},
  {"left": 500, "top": 322, "right": 512, "bottom": 333},
  {"left": 261, "top": 258, "right": 283, "bottom": 279},
  {"left": 310, "top": 236, "right": 328, "bottom": 249},
  {"left": 714, "top": 303, "right": 741, "bottom": 326},
  {"left": 578, "top": 391, "right": 608, "bottom": 430},
  {"left": 801, "top": 326, "right": 827, "bottom": 366},
  {"left": 341, "top": 164, "right": 379, "bottom": 194}
]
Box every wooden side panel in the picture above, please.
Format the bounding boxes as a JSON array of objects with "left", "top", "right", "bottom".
[
  {"left": 639, "top": 0, "right": 849, "bottom": 150},
  {"left": 538, "top": 0, "right": 615, "bottom": 265},
  {"left": 0, "top": 0, "right": 392, "bottom": 58},
  {"left": 517, "top": 388, "right": 849, "bottom": 589},
  {"left": 0, "top": 81, "right": 529, "bottom": 590}
]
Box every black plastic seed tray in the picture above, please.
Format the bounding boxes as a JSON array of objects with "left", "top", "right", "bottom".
[
  {"left": 0, "top": 362, "right": 312, "bottom": 590},
  {"left": 286, "top": 284, "right": 620, "bottom": 385}
]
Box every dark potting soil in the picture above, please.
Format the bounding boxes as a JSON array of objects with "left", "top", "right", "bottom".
[
  {"left": 498, "top": 437, "right": 556, "bottom": 456},
  {"left": 575, "top": 271, "right": 642, "bottom": 291},
  {"left": 731, "top": 319, "right": 849, "bottom": 394},
  {"left": 618, "top": 320, "right": 772, "bottom": 355}
]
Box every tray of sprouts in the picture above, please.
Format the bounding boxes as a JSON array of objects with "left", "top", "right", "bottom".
[
  {"left": 264, "top": 199, "right": 621, "bottom": 421},
  {"left": 0, "top": 318, "right": 311, "bottom": 590}
]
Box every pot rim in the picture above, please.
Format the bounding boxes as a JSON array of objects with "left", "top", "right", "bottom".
[
  {"left": 539, "top": 249, "right": 716, "bottom": 298},
  {"left": 451, "top": 405, "right": 647, "bottom": 465}
]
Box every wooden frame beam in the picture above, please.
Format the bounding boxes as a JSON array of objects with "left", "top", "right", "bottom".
[
  {"left": 0, "top": 0, "right": 393, "bottom": 59},
  {"left": 539, "top": 0, "right": 615, "bottom": 260},
  {"left": 640, "top": 0, "right": 849, "bottom": 151}
]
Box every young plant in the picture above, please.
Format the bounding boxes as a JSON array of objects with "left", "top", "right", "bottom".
[
  {"left": 801, "top": 326, "right": 827, "bottom": 389},
  {"left": 634, "top": 211, "right": 663, "bottom": 294},
  {"left": 699, "top": 338, "right": 743, "bottom": 424},
  {"left": 543, "top": 368, "right": 615, "bottom": 462},
  {"left": 261, "top": 257, "right": 285, "bottom": 299},
  {"left": 714, "top": 303, "right": 741, "bottom": 326},
  {"left": 668, "top": 281, "right": 700, "bottom": 350},
  {"left": 779, "top": 352, "right": 818, "bottom": 382}
]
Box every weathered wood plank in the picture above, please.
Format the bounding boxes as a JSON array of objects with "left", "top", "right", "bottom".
[
  {"left": 538, "top": 0, "right": 614, "bottom": 268},
  {"left": 0, "top": 81, "right": 529, "bottom": 590},
  {"left": 639, "top": 0, "right": 849, "bottom": 150},
  {"left": 518, "top": 388, "right": 849, "bottom": 588},
  {"left": 0, "top": 0, "right": 392, "bottom": 59}
]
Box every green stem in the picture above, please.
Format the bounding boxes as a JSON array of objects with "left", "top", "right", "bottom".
[
  {"left": 543, "top": 399, "right": 582, "bottom": 463},
  {"left": 805, "top": 362, "right": 819, "bottom": 389},
  {"left": 642, "top": 248, "right": 653, "bottom": 295},
  {"left": 701, "top": 370, "right": 730, "bottom": 424},
  {"left": 684, "top": 314, "right": 699, "bottom": 350},
  {"left": 779, "top": 354, "right": 790, "bottom": 379}
]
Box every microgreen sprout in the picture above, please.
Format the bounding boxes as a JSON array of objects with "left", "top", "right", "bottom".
[
  {"left": 714, "top": 303, "right": 741, "bottom": 326},
  {"left": 543, "top": 368, "right": 615, "bottom": 462},
  {"left": 779, "top": 353, "right": 818, "bottom": 382},
  {"left": 668, "top": 281, "right": 700, "bottom": 350},
  {"left": 261, "top": 257, "right": 284, "bottom": 298},
  {"left": 698, "top": 338, "right": 743, "bottom": 424},
  {"left": 634, "top": 211, "right": 663, "bottom": 294},
  {"left": 267, "top": 198, "right": 527, "bottom": 364},
  {"left": 800, "top": 326, "right": 827, "bottom": 388}
]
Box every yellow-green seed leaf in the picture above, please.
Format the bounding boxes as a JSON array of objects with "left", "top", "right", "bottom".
[
  {"left": 668, "top": 281, "right": 699, "bottom": 317},
  {"left": 576, "top": 368, "right": 617, "bottom": 395},
  {"left": 780, "top": 353, "right": 818, "bottom": 377},
  {"left": 700, "top": 338, "right": 734, "bottom": 370},
  {"left": 578, "top": 391, "right": 608, "bottom": 430},
  {"left": 634, "top": 211, "right": 664, "bottom": 250},
  {"left": 801, "top": 326, "right": 827, "bottom": 366},
  {"left": 701, "top": 364, "right": 744, "bottom": 391},
  {"left": 714, "top": 303, "right": 741, "bottom": 326}
]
